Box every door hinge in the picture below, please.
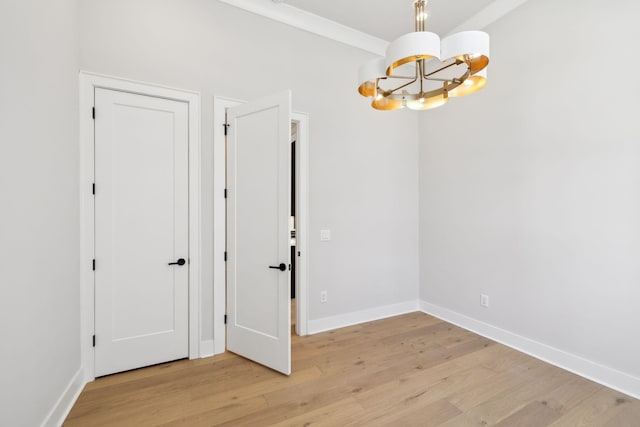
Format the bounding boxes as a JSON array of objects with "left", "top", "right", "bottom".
[
  {"left": 224, "top": 314, "right": 227, "bottom": 324},
  {"left": 223, "top": 122, "right": 230, "bottom": 136},
  {"left": 92, "top": 335, "right": 96, "bottom": 347},
  {"left": 224, "top": 188, "right": 227, "bottom": 199},
  {"left": 92, "top": 107, "right": 95, "bottom": 119},
  {"left": 92, "top": 183, "right": 95, "bottom": 195},
  {"left": 92, "top": 259, "right": 95, "bottom": 271},
  {"left": 224, "top": 251, "right": 227, "bottom": 262}
]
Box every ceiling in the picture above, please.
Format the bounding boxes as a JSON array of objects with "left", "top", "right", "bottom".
[
  {"left": 280, "top": 0, "right": 496, "bottom": 41},
  {"left": 219, "top": 0, "right": 529, "bottom": 55}
]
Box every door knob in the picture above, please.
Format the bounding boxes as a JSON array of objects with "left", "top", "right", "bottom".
[
  {"left": 269, "top": 263, "right": 286, "bottom": 271},
  {"left": 168, "top": 258, "right": 186, "bottom": 266}
]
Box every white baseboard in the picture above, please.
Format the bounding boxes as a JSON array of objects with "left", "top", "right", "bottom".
[
  {"left": 42, "top": 338, "right": 217, "bottom": 427},
  {"left": 42, "top": 367, "right": 85, "bottom": 427},
  {"left": 420, "top": 300, "right": 640, "bottom": 400},
  {"left": 308, "top": 300, "right": 419, "bottom": 335},
  {"left": 200, "top": 339, "right": 215, "bottom": 358}
]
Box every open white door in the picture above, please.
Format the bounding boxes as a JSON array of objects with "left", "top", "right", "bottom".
[{"left": 226, "top": 91, "right": 292, "bottom": 375}]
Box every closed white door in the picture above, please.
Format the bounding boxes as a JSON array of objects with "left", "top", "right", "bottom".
[
  {"left": 227, "top": 91, "right": 292, "bottom": 375},
  {"left": 94, "top": 88, "right": 189, "bottom": 377}
]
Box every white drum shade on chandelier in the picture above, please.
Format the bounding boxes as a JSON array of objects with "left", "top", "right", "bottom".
[{"left": 358, "top": 0, "right": 490, "bottom": 111}]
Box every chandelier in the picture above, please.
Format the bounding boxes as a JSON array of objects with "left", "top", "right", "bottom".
[{"left": 357, "top": 0, "right": 490, "bottom": 111}]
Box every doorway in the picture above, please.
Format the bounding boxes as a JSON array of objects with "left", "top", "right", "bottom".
[
  {"left": 80, "top": 72, "right": 202, "bottom": 381},
  {"left": 289, "top": 121, "right": 305, "bottom": 336}
]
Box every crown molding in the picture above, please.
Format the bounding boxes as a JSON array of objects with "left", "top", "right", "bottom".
[
  {"left": 447, "top": 0, "right": 530, "bottom": 35},
  {"left": 218, "top": 0, "right": 388, "bottom": 56}
]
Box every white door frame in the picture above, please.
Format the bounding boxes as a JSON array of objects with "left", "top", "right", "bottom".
[
  {"left": 79, "top": 71, "right": 202, "bottom": 381},
  {"left": 213, "top": 96, "right": 309, "bottom": 355}
]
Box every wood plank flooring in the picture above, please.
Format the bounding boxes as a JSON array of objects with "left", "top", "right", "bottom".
[{"left": 65, "top": 312, "right": 640, "bottom": 426}]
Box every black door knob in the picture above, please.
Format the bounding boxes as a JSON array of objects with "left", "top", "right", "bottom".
[
  {"left": 269, "top": 263, "right": 286, "bottom": 271},
  {"left": 168, "top": 258, "right": 186, "bottom": 266}
]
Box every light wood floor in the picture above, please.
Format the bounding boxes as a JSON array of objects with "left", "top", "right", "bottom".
[{"left": 65, "top": 312, "right": 640, "bottom": 426}]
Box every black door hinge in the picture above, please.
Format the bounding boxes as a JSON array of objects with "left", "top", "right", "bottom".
[
  {"left": 92, "top": 183, "right": 95, "bottom": 195},
  {"left": 223, "top": 123, "right": 230, "bottom": 136},
  {"left": 224, "top": 314, "right": 227, "bottom": 324},
  {"left": 224, "top": 251, "right": 227, "bottom": 262},
  {"left": 224, "top": 188, "right": 227, "bottom": 199},
  {"left": 92, "top": 259, "right": 95, "bottom": 271},
  {"left": 92, "top": 335, "right": 96, "bottom": 347},
  {"left": 92, "top": 107, "right": 95, "bottom": 119}
]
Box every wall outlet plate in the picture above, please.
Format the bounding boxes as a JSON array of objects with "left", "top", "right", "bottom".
[{"left": 480, "top": 294, "right": 489, "bottom": 308}]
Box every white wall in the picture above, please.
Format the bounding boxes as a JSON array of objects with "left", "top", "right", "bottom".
[
  {"left": 419, "top": 0, "right": 640, "bottom": 393},
  {"left": 0, "top": 0, "right": 81, "bottom": 425},
  {"left": 79, "top": 0, "right": 419, "bottom": 342}
]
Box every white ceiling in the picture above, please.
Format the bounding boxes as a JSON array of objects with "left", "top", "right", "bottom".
[
  {"left": 283, "top": 0, "right": 496, "bottom": 41},
  {"left": 219, "top": 0, "right": 530, "bottom": 55}
]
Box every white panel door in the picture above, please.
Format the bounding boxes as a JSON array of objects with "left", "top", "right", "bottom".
[
  {"left": 94, "top": 88, "right": 189, "bottom": 377},
  {"left": 227, "top": 91, "right": 292, "bottom": 375}
]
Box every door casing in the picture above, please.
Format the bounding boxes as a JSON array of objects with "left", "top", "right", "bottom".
[
  {"left": 213, "top": 96, "right": 310, "bottom": 355},
  {"left": 79, "top": 71, "right": 202, "bottom": 382}
]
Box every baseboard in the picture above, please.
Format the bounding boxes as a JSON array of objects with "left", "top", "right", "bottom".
[
  {"left": 42, "top": 367, "right": 85, "bottom": 427},
  {"left": 308, "top": 300, "right": 419, "bottom": 335},
  {"left": 200, "top": 339, "right": 215, "bottom": 358},
  {"left": 420, "top": 300, "right": 640, "bottom": 400}
]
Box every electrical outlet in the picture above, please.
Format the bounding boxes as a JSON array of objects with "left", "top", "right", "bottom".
[
  {"left": 320, "top": 290, "right": 328, "bottom": 303},
  {"left": 480, "top": 294, "right": 489, "bottom": 308}
]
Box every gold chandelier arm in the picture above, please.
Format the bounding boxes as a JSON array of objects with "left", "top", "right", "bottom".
[
  {"left": 421, "top": 58, "right": 463, "bottom": 79},
  {"left": 380, "top": 75, "right": 419, "bottom": 94},
  {"left": 384, "top": 75, "right": 419, "bottom": 80},
  {"left": 426, "top": 77, "right": 459, "bottom": 83}
]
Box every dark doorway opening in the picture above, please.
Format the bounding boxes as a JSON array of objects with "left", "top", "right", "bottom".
[{"left": 291, "top": 139, "right": 296, "bottom": 299}]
